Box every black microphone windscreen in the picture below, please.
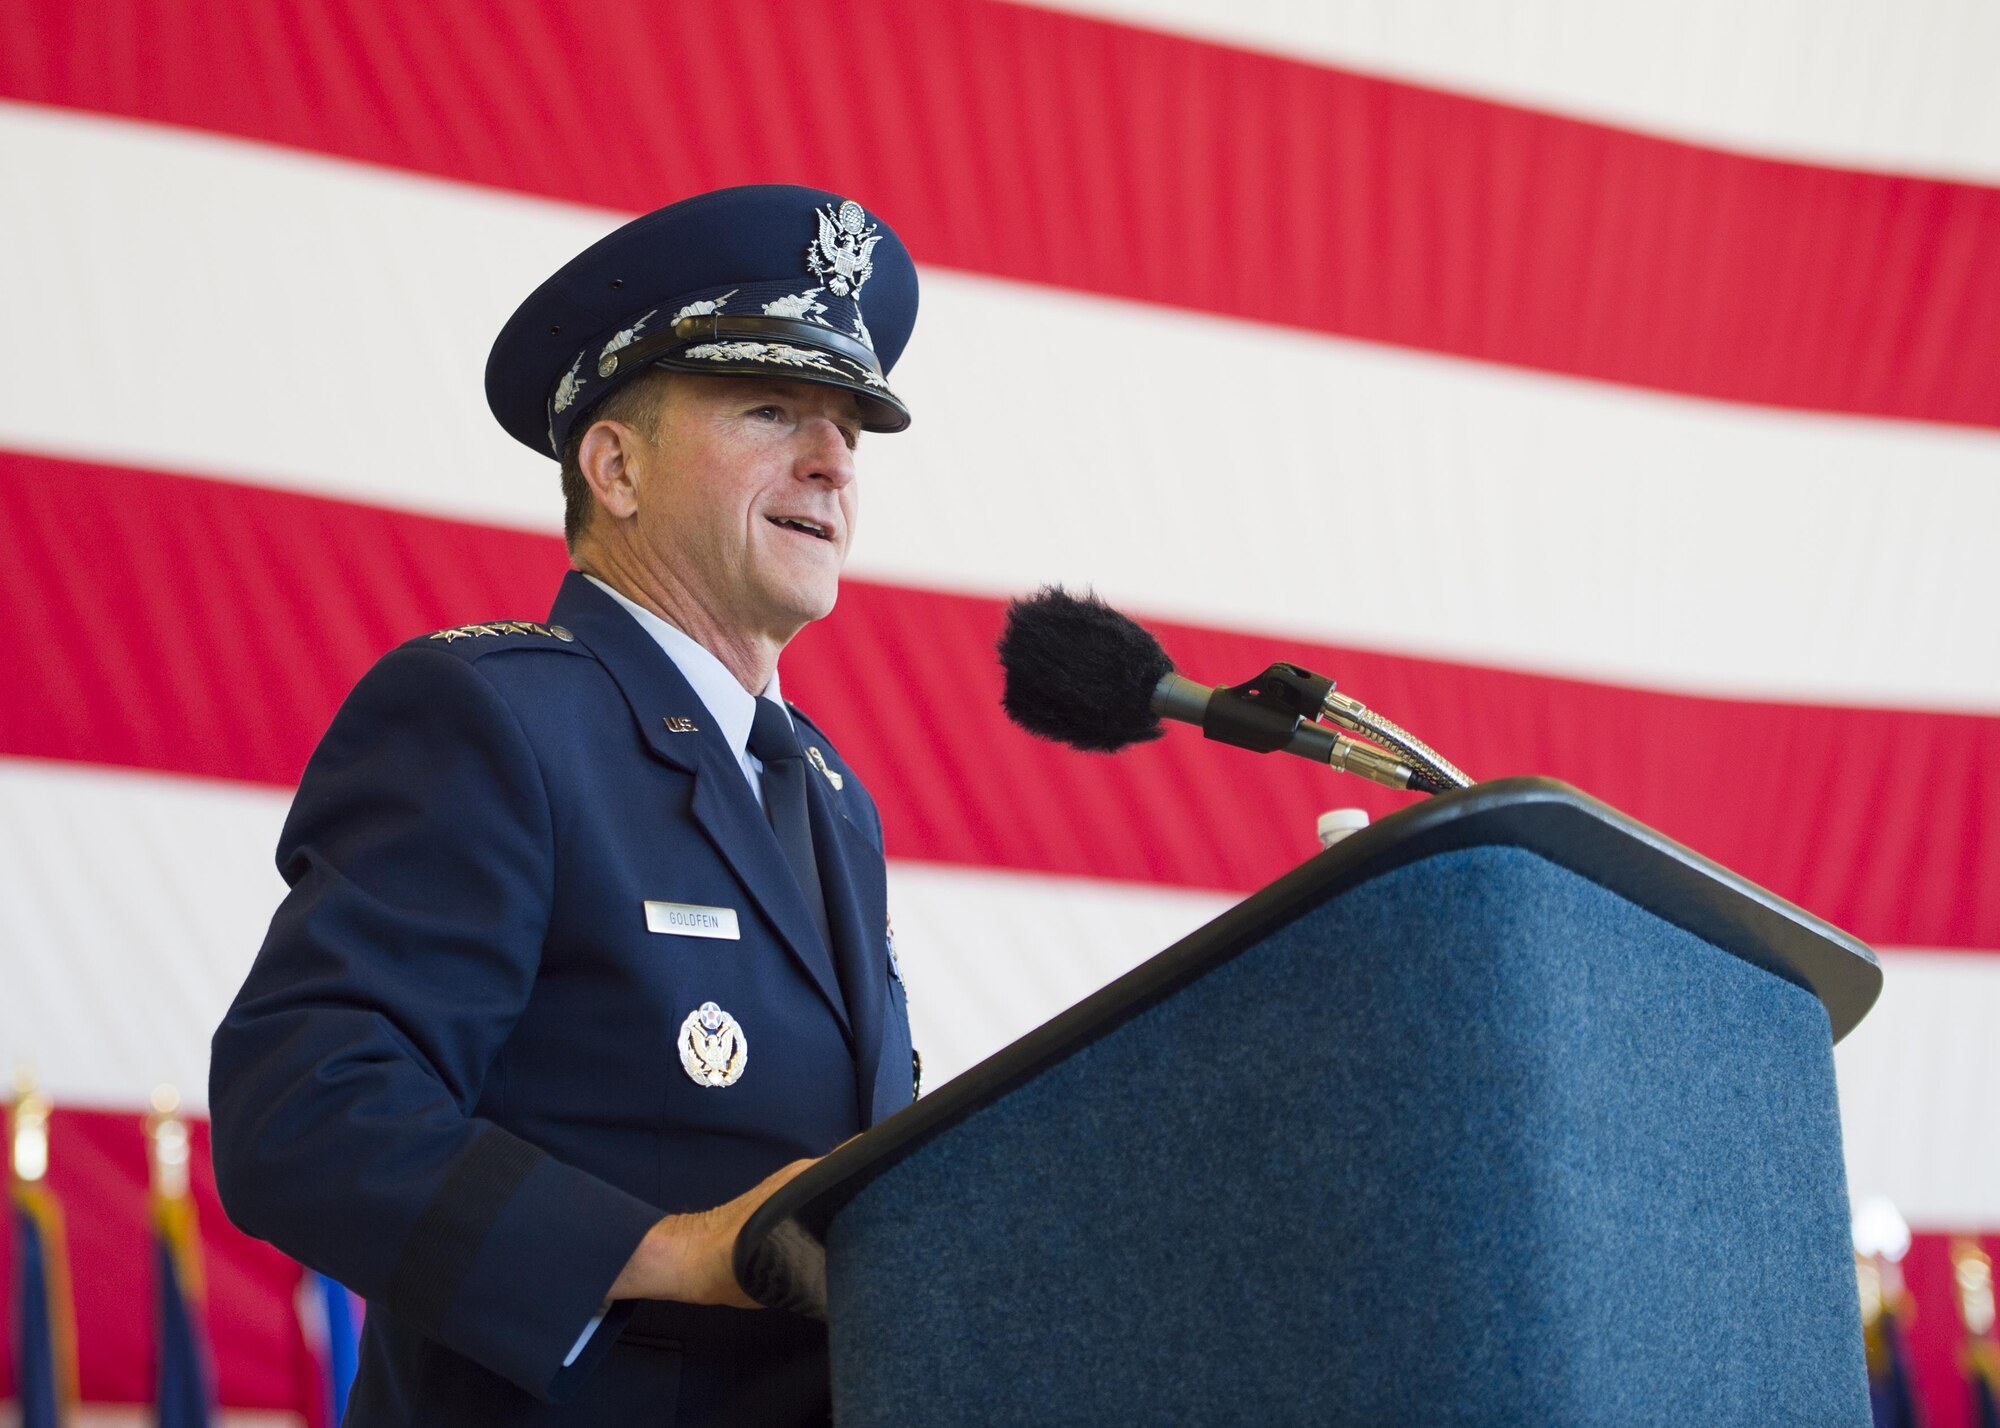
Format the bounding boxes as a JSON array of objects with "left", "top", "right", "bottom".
[{"left": 997, "top": 586, "right": 1174, "bottom": 752}]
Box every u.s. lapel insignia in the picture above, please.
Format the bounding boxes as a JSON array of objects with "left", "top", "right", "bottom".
[
  {"left": 679, "top": 1001, "right": 748, "bottom": 1088},
  {"left": 807, "top": 200, "right": 882, "bottom": 299},
  {"left": 662, "top": 716, "right": 700, "bottom": 734},
  {"left": 806, "top": 745, "right": 844, "bottom": 790}
]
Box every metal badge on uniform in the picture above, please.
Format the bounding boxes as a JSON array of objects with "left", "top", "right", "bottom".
[
  {"left": 645, "top": 901, "right": 741, "bottom": 940},
  {"left": 806, "top": 746, "right": 843, "bottom": 790},
  {"left": 679, "top": 1002, "right": 748, "bottom": 1087}
]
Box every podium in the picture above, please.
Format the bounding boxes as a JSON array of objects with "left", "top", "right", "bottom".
[{"left": 737, "top": 778, "right": 1880, "bottom": 1426}]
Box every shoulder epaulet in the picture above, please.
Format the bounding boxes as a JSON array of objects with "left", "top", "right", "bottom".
[{"left": 422, "top": 620, "right": 579, "bottom": 647}]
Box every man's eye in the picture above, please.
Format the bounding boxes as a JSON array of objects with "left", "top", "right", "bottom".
[{"left": 750, "top": 405, "right": 783, "bottom": 421}]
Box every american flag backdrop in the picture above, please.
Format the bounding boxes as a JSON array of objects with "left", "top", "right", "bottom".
[{"left": 1, "top": 1, "right": 1997, "bottom": 1421}]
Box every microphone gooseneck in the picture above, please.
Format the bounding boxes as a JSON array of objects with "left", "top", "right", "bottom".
[
  {"left": 998, "top": 586, "right": 1468, "bottom": 796},
  {"left": 1147, "top": 672, "right": 1451, "bottom": 795},
  {"left": 1319, "top": 690, "right": 1471, "bottom": 792}
]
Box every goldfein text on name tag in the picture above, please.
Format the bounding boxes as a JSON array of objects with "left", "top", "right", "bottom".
[{"left": 644, "top": 901, "right": 742, "bottom": 940}]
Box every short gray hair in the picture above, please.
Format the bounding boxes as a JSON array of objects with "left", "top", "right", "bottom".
[{"left": 557, "top": 369, "right": 676, "bottom": 549}]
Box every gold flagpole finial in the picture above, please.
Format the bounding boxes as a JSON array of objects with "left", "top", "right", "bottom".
[
  {"left": 146, "top": 1082, "right": 192, "bottom": 1202},
  {"left": 1953, "top": 1238, "right": 1996, "bottom": 1340},
  {"left": 1856, "top": 1252, "right": 1885, "bottom": 1328},
  {"left": 1852, "top": 1194, "right": 1912, "bottom": 1353},
  {"left": 145, "top": 1081, "right": 206, "bottom": 1304},
  {"left": 10, "top": 1063, "right": 52, "bottom": 1184}
]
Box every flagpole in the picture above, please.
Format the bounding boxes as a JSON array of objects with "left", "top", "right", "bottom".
[
  {"left": 148, "top": 1084, "right": 217, "bottom": 1428},
  {"left": 1855, "top": 1195, "right": 1922, "bottom": 1428},
  {"left": 1954, "top": 1238, "right": 2000, "bottom": 1428},
  {"left": 10, "top": 1066, "right": 79, "bottom": 1428}
]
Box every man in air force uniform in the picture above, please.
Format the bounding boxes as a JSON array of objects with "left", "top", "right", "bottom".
[{"left": 209, "top": 185, "right": 920, "bottom": 1427}]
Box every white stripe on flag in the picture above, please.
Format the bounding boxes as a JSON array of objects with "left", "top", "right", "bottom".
[
  {"left": 0, "top": 759, "right": 290, "bottom": 1111},
  {"left": 1831, "top": 950, "right": 2000, "bottom": 1228},
  {"left": 3, "top": 102, "right": 1998, "bottom": 711},
  {"left": 886, "top": 859, "right": 1233, "bottom": 1084}
]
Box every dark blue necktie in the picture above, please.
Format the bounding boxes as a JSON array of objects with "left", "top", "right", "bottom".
[{"left": 748, "top": 698, "right": 835, "bottom": 961}]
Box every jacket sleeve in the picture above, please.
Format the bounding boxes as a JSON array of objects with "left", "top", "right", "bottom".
[{"left": 209, "top": 643, "right": 660, "bottom": 1400}]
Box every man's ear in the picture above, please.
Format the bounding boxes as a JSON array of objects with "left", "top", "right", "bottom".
[{"left": 576, "top": 419, "right": 645, "bottom": 522}]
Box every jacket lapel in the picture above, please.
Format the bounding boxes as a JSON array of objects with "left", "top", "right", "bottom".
[
  {"left": 801, "top": 759, "right": 889, "bottom": 1122},
  {"left": 549, "top": 573, "right": 851, "bottom": 1040}
]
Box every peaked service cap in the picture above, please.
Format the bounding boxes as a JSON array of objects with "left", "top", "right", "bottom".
[{"left": 486, "top": 184, "right": 918, "bottom": 459}]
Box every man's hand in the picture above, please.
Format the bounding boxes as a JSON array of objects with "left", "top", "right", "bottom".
[{"left": 607, "top": 1157, "right": 818, "bottom": 1308}]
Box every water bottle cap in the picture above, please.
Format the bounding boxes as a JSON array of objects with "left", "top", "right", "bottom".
[{"left": 1316, "top": 807, "right": 1370, "bottom": 848}]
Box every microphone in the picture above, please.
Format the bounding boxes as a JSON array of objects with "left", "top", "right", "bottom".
[{"left": 996, "top": 587, "right": 1466, "bottom": 795}]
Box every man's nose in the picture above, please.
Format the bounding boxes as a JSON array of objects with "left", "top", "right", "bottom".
[{"left": 795, "top": 418, "right": 857, "bottom": 488}]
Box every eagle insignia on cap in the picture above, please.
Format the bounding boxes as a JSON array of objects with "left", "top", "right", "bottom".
[
  {"left": 808, "top": 200, "right": 882, "bottom": 299},
  {"left": 552, "top": 351, "right": 587, "bottom": 414},
  {"left": 597, "top": 309, "right": 658, "bottom": 378}
]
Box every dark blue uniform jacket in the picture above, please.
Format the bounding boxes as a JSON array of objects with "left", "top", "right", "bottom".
[{"left": 210, "top": 571, "right": 914, "bottom": 1426}]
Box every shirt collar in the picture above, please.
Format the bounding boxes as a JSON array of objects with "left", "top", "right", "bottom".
[{"left": 582, "top": 574, "right": 783, "bottom": 761}]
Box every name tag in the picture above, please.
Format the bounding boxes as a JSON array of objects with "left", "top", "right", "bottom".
[{"left": 645, "top": 901, "right": 741, "bottom": 940}]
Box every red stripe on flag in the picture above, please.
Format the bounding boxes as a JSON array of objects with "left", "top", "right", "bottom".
[
  {"left": 4, "top": 447, "right": 1994, "bottom": 950},
  {"left": 4, "top": 0, "right": 1998, "bottom": 429}
]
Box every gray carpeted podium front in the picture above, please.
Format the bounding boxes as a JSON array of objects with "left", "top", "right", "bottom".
[{"left": 738, "top": 778, "right": 1880, "bottom": 1426}]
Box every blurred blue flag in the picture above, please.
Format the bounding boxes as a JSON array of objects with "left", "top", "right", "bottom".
[
  {"left": 1867, "top": 1301, "right": 1924, "bottom": 1428},
  {"left": 11, "top": 1183, "right": 78, "bottom": 1428},
  {"left": 153, "top": 1196, "right": 216, "bottom": 1428},
  {"left": 315, "top": 1271, "right": 361, "bottom": 1422},
  {"left": 1969, "top": 1344, "right": 2000, "bottom": 1428}
]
